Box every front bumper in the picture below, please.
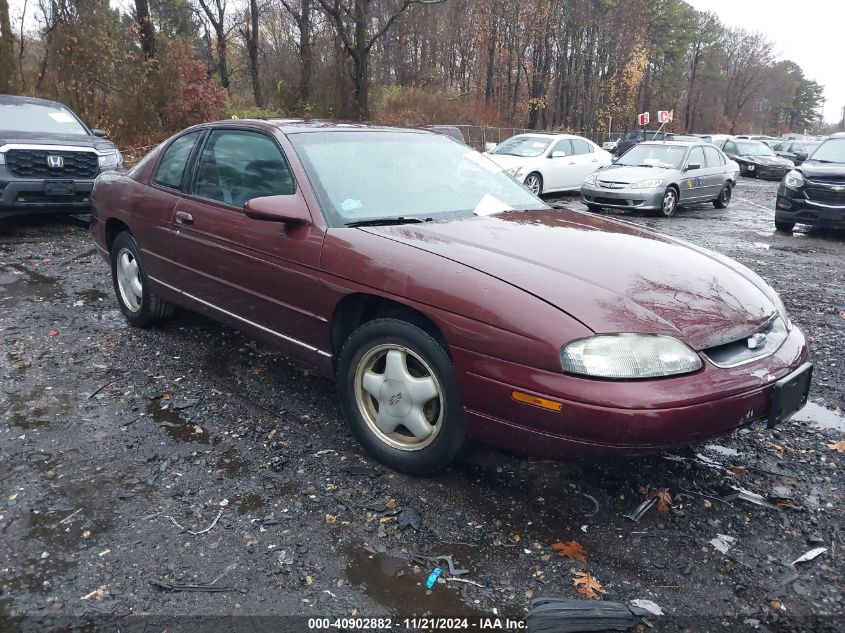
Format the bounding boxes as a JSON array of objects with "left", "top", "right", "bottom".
[
  {"left": 580, "top": 183, "right": 664, "bottom": 211},
  {"left": 454, "top": 324, "right": 809, "bottom": 457},
  {"left": 745, "top": 163, "right": 790, "bottom": 179},
  {"left": 776, "top": 183, "right": 845, "bottom": 229},
  {"left": 0, "top": 172, "right": 94, "bottom": 217}
]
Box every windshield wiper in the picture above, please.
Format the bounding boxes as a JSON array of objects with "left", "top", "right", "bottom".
[{"left": 345, "top": 216, "right": 431, "bottom": 228}]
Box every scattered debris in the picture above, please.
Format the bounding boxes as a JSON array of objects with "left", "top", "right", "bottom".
[
  {"left": 445, "top": 577, "right": 484, "bottom": 588},
  {"left": 431, "top": 555, "right": 469, "bottom": 576},
  {"left": 425, "top": 567, "right": 442, "bottom": 589},
  {"left": 166, "top": 508, "right": 224, "bottom": 535},
  {"left": 270, "top": 456, "right": 286, "bottom": 472},
  {"left": 827, "top": 440, "right": 845, "bottom": 452},
  {"left": 581, "top": 493, "right": 599, "bottom": 517},
  {"left": 629, "top": 599, "right": 664, "bottom": 616},
  {"left": 572, "top": 571, "right": 606, "bottom": 600},
  {"left": 651, "top": 488, "right": 672, "bottom": 513},
  {"left": 48, "top": 330, "right": 58, "bottom": 337},
  {"left": 791, "top": 547, "right": 826, "bottom": 565},
  {"left": 146, "top": 460, "right": 169, "bottom": 485},
  {"left": 149, "top": 579, "right": 230, "bottom": 593},
  {"left": 398, "top": 506, "right": 421, "bottom": 531},
  {"left": 526, "top": 598, "right": 649, "bottom": 633},
  {"left": 551, "top": 540, "right": 586, "bottom": 563},
  {"left": 58, "top": 508, "right": 82, "bottom": 524},
  {"left": 345, "top": 465, "right": 382, "bottom": 476},
  {"left": 723, "top": 485, "right": 780, "bottom": 510},
  {"left": 709, "top": 534, "right": 737, "bottom": 555},
  {"left": 171, "top": 397, "right": 199, "bottom": 410},
  {"left": 624, "top": 498, "right": 656, "bottom": 522}
]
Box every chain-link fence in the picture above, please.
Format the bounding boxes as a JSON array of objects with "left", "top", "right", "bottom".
[{"left": 450, "top": 125, "right": 621, "bottom": 151}]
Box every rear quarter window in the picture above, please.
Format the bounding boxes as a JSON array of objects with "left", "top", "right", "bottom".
[{"left": 154, "top": 131, "right": 203, "bottom": 190}]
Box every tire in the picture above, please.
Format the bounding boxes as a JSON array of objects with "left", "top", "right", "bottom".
[
  {"left": 585, "top": 203, "right": 602, "bottom": 212},
  {"left": 739, "top": 163, "right": 748, "bottom": 177},
  {"left": 713, "top": 182, "right": 732, "bottom": 208},
  {"left": 524, "top": 172, "right": 543, "bottom": 196},
  {"left": 658, "top": 187, "right": 678, "bottom": 217},
  {"left": 110, "top": 231, "right": 172, "bottom": 327},
  {"left": 775, "top": 220, "right": 795, "bottom": 233},
  {"left": 336, "top": 318, "right": 465, "bottom": 475}
]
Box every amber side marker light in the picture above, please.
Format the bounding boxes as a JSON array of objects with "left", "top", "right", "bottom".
[{"left": 511, "top": 390, "right": 563, "bottom": 412}]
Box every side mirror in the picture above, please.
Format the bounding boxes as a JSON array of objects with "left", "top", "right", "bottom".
[
  {"left": 244, "top": 195, "right": 312, "bottom": 225},
  {"left": 611, "top": 157, "right": 618, "bottom": 164},
  {"left": 550, "top": 151, "right": 567, "bottom": 158},
  {"left": 484, "top": 142, "right": 497, "bottom": 152},
  {"left": 92, "top": 128, "right": 108, "bottom": 138},
  {"left": 685, "top": 163, "right": 701, "bottom": 171}
]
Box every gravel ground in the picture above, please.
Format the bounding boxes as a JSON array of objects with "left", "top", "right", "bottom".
[{"left": 1, "top": 177, "right": 843, "bottom": 632}]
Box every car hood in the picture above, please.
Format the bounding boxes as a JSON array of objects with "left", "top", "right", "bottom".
[
  {"left": 484, "top": 153, "right": 539, "bottom": 170},
  {"left": 798, "top": 160, "right": 845, "bottom": 179},
  {"left": 362, "top": 210, "right": 777, "bottom": 350},
  {"left": 738, "top": 154, "right": 792, "bottom": 167},
  {"left": 594, "top": 165, "right": 677, "bottom": 185},
  {"left": 0, "top": 131, "right": 116, "bottom": 152}
]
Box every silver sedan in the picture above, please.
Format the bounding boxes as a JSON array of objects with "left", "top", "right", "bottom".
[{"left": 580, "top": 141, "right": 740, "bottom": 217}]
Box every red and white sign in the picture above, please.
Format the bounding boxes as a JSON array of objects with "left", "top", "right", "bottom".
[
  {"left": 638, "top": 112, "right": 650, "bottom": 126},
  {"left": 658, "top": 110, "right": 674, "bottom": 123}
]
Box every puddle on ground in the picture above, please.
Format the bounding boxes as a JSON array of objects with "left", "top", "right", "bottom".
[
  {"left": 793, "top": 402, "right": 845, "bottom": 432},
  {"left": 0, "top": 263, "right": 64, "bottom": 303},
  {"left": 237, "top": 493, "right": 265, "bottom": 515},
  {"left": 1, "top": 556, "right": 75, "bottom": 596},
  {"left": 3, "top": 388, "right": 71, "bottom": 429},
  {"left": 344, "top": 543, "right": 483, "bottom": 617},
  {"left": 215, "top": 448, "right": 250, "bottom": 478},
  {"left": 146, "top": 401, "right": 210, "bottom": 443}
]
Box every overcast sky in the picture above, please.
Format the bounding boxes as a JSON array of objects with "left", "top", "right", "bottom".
[
  {"left": 7, "top": 0, "right": 841, "bottom": 122},
  {"left": 688, "top": 0, "right": 842, "bottom": 123}
]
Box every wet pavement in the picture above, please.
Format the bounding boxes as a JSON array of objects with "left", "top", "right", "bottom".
[{"left": 1, "top": 178, "right": 843, "bottom": 631}]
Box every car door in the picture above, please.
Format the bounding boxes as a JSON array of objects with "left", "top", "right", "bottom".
[
  {"left": 167, "top": 127, "right": 328, "bottom": 361},
  {"left": 545, "top": 139, "right": 573, "bottom": 191},
  {"left": 569, "top": 138, "right": 602, "bottom": 186},
  {"left": 703, "top": 145, "right": 726, "bottom": 198},
  {"left": 722, "top": 140, "right": 738, "bottom": 160},
  {"left": 679, "top": 146, "right": 708, "bottom": 202}
]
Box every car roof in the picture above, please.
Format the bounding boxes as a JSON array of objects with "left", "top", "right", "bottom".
[
  {"left": 638, "top": 140, "right": 700, "bottom": 147},
  {"left": 830, "top": 132, "right": 845, "bottom": 139},
  {"left": 0, "top": 93, "right": 68, "bottom": 108}
]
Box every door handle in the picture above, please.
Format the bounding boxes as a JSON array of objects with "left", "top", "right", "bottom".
[
  {"left": 591, "top": 158, "right": 599, "bottom": 162},
  {"left": 568, "top": 161, "right": 576, "bottom": 165},
  {"left": 175, "top": 211, "right": 194, "bottom": 225}
]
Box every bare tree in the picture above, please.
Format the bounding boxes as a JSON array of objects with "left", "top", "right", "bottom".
[
  {"left": 196, "top": 0, "right": 230, "bottom": 89},
  {"left": 0, "top": 0, "right": 18, "bottom": 92},
  {"left": 239, "top": 0, "right": 263, "bottom": 106},
  {"left": 280, "top": 0, "right": 313, "bottom": 106},
  {"left": 317, "top": 0, "right": 447, "bottom": 118},
  {"left": 135, "top": 0, "right": 157, "bottom": 60}
]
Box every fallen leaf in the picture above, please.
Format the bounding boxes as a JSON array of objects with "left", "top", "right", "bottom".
[
  {"left": 325, "top": 514, "right": 337, "bottom": 524},
  {"left": 379, "top": 516, "right": 397, "bottom": 524},
  {"left": 726, "top": 465, "right": 747, "bottom": 476},
  {"left": 251, "top": 367, "right": 264, "bottom": 375},
  {"left": 572, "top": 571, "right": 606, "bottom": 600},
  {"left": 48, "top": 330, "right": 58, "bottom": 337},
  {"left": 512, "top": 534, "right": 521, "bottom": 543},
  {"left": 827, "top": 440, "right": 845, "bottom": 452},
  {"left": 305, "top": 575, "right": 313, "bottom": 585},
  {"left": 767, "top": 442, "right": 788, "bottom": 454},
  {"left": 703, "top": 499, "right": 712, "bottom": 508},
  {"left": 551, "top": 540, "right": 587, "bottom": 563},
  {"left": 651, "top": 488, "right": 672, "bottom": 513}
]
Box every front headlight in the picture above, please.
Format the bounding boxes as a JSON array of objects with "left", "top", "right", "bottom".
[
  {"left": 97, "top": 150, "right": 122, "bottom": 168},
  {"left": 784, "top": 169, "right": 804, "bottom": 189},
  {"left": 769, "top": 289, "right": 792, "bottom": 331},
  {"left": 631, "top": 179, "right": 663, "bottom": 189},
  {"left": 0, "top": 152, "right": 5, "bottom": 165},
  {"left": 584, "top": 173, "right": 598, "bottom": 186},
  {"left": 560, "top": 334, "right": 702, "bottom": 379},
  {"left": 506, "top": 166, "right": 525, "bottom": 178}
]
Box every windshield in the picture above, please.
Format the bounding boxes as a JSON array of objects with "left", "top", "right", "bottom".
[
  {"left": 0, "top": 102, "right": 89, "bottom": 136},
  {"left": 289, "top": 131, "right": 548, "bottom": 226},
  {"left": 623, "top": 131, "right": 641, "bottom": 140},
  {"left": 491, "top": 136, "right": 551, "bottom": 157},
  {"left": 616, "top": 144, "right": 687, "bottom": 169},
  {"left": 736, "top": 142, "right": 775, "bottom": 157},
  {"left": 808, "top": 138, "right": 845, "bottom": 163}
]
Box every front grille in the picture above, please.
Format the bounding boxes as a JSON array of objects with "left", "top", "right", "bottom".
[
  {"left": 806, "top": 188, "right": 845, "bottom": 206},
  {"left": 594, "top": 196, "right": 629, "bottom": 205},
  {"left": 703, "top": 316, "right": 787, "bottom": 368},
  {"left": 6, "top": 149, "right": 98, "bottom": 179}
]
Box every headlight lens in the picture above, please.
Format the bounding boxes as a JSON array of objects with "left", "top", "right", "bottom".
[
  {"left": 631, "top": 179, "right": 663, "bottom": 189},
  {"left": 0, "top": 152, "right": 5, "bottom": 165},
  {"left": 98, "top": 150, "right": 122, "bottom": 168},
  {"left": 506, "top": 166, "right": 525, "bottom": 177},
  {"left": 784, "top": 169, "right": 804, "bottom": 189},
  {"left": 560, "top": 334, "right": 702, "bottom": 379},
  {"left": 584, "top": 173, "right": 598, "bottom": 185}
]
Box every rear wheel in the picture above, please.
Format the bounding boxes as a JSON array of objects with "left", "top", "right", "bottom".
[
  {"left": 110, "top": 231, "right": 172, "bottom": 327},
  {"left": 524, "top": 172, "right": 543, "bottom": 196},
  {"left": 713, "top": 182, "right": 732, "bottom": 208},
  {"left": 775, "top": 220, "right": 795, "bottom": 233},
  {"left": 585, "top": 203, "right": 602, "bottom": 212},
  {"left": 658, "top": 187, "right": 678, "bottom": 217},
  {"left": 337, "top": 319, "right": 465, "bottom": 475}
]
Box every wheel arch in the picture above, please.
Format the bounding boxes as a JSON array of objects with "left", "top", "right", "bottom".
[
  {"left": 104, "top": 218, "right": 132, "bottom": 251},
  {"left": 330, "top": 293, "right": 448, "bottom": 366}
]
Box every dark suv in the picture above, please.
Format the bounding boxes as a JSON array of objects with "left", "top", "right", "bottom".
[
  {"left": 614, "top": 129, "right": 675, "bottom": 156},
  {"left": 0, "top": 95, "right": 122, "bottom": 218},
  {"left": 775, "top": 133, "right": 845, "bottom": 232}
]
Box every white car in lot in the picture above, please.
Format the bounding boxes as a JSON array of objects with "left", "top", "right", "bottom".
[{"left": 484, "top": 133, "right": 612, "bottom": 195}]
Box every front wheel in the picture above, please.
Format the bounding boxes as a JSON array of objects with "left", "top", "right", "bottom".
[
  {"left": 775, "top": 220, "right": 795, "bottom": 233},
  {"left": 524, "top": 172, "right": 543, "bottom": 196},
  {"left": 337, "top": 319, "right": 465, "bottom": 475},
  {"left": 110, "top": 231, "right": 172, "bottom": 327},
  {"left": 658, "top": 187, "right": 678, "bottom": 217},
  {"left": 585, "top": 203, "right": 602, "bottom": 212},
  {"left": 713, "top": 182, "right": 732, "bottom": 208}
]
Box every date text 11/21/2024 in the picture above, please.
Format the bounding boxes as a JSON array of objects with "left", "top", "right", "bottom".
[{"left": 307, "top": 617, "right": 526, "bottom": 630}]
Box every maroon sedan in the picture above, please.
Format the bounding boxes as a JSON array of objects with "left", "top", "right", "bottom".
[{"left": 90, "top": 120, "right": 812, "bottom": 474}]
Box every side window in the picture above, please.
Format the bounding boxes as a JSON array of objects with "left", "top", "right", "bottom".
[
  {"left": 723, "top": 141, "right": 736, "bottom": 154},
  {"left": 703, "top": 146, "right": 722, "bottom": 167},
  {"left": 193, "top": 130, "right": 295, "bottom": 207},
  {"left": 551, "top": 139, "right": 573, "bottom": 155},
  {"left": 687, "top": 146, "right": 705, "bottom": 168},
  {"left": 570, "top": 139, "right": 592, "bottom": 155},
  {"left": 154, "top": 131, "right": 202, "bottom": 190}
]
